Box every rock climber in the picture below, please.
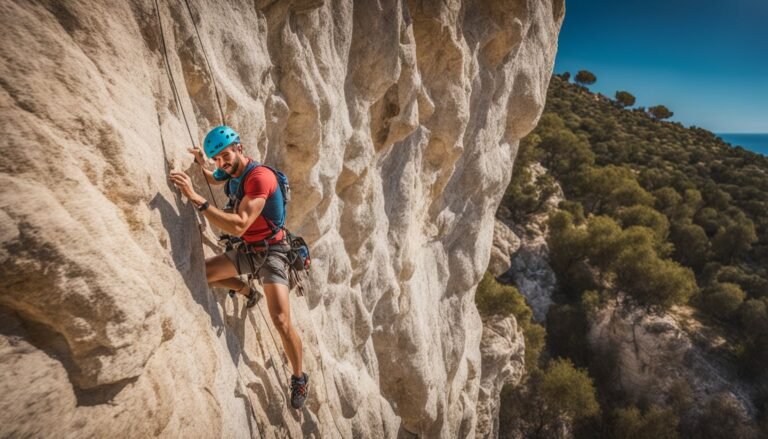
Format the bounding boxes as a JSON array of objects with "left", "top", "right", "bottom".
[{"left": 169, "top": 125, "right": 309, "bottom": 410}]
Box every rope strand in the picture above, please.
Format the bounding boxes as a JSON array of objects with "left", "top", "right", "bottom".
[
  {"left": 156, "top": 3, "right": 339, "bottom": 436},
  {"left": 182, "top": 0, "right": 226, "bottom": 126},
  {"left": 154, "top": 0, "right": 219, "bottom": 208},
  {"left": 154, "top": 1, "right": 259, "bottom": 436}
]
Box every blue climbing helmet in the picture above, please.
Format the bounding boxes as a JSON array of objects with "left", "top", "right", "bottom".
[{"left": 203, "top": 125, "right": 240, "bottom": 158}]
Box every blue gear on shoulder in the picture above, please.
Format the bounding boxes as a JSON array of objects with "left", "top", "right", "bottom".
[{"left": 212, "top": 168, "right": 229, "bottom": 181}]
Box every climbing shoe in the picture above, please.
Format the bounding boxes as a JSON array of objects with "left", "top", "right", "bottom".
[
  {"left": 290, "top": 372, "right": 309, "bottom": 409},
  {"left": 229, "top": 287, "right": 261, "bottom": 307},
  {"left": 245, "top": 287, "right": 261, "bottom": 308}
]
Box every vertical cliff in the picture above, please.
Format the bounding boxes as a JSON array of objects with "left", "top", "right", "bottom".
[{"left": 0, "top": 0, "right": 563, "bottom": 437}]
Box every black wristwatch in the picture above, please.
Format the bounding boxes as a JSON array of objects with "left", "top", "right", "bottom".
[{"left": 197, "top": 200, "right": 210, "bottom": 212}]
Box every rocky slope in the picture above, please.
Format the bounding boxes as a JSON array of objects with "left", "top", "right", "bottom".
[
  {"left": 588, "top": 297, "right": 755, "bottom": 418},
  {"left": 492, "top": 163, "right": 560, "bottom": 322},
  {"left": 0, "top": 1, "right": 563, "bottom": 437}
]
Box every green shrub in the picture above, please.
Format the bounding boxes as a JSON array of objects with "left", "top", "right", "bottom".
[
  {"left": 712, "top": 216, "right": 758, "bottom": 263},
  {"left": 702, "top": 282, "right": 746, "bottom": 320},
  {"left": 613, "top": 232, "right": 698, "bottom": 308},
  {"left": 612, "top": 405, "right": 679, "bottom": 439},
  {"left": 668, "top": 380, "right": 694, "bottom": 413},
  {"left": 580, "top": 289, "right": 612, "bottom": 319},
  {"left": 499, "top": 358, "right": 599, "bottom": 438},
  {"left": 670, "top": 222, "right": 710, "bottom": 269},
  {"left": 546, "top": 304, "right": 590, "bottom": 365},
  {"left": 740, "top": 298, "right": 768, "bottom": 335},
  {"left": 717, "top": 266, "right": 768, "bottom": 299},
  {"left": 617, "top": 204, "right": 670, "bottom": 243},
  {"left": 475, "top": 272, "right": 528, "bottom": 319},
  {"left": 548, "top": 208, "right": 697, "bottom": 308},
  {"left": 524, "top": 323, "right": 546, "bottom": 371},
  {"left": 541, "top": 358, "right": 600, "bottom": 420},
  {"left": 692, "top": 395, "right": 759, "bottom": 439},
  {"left": 475, "top": 272, "right": 545, "bottom": 370},
  {"left": 558, "top": 200, "right": 586, "bottom": 224},
  {"left": 648, "top": 105, "right": 674, "bottom": 120},
  {"left": 578, "top": 165, "right": 654, "bottom": 215}
]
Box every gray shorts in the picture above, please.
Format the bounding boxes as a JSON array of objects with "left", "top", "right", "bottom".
[{"left": 225, "top": 244, "right": 291, "bottom": 286}]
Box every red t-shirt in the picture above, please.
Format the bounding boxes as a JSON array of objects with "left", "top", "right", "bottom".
[{"left": 241, "top": 165, "right": 285, "bottom": 244}]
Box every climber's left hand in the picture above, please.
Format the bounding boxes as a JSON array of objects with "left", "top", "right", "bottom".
[{"left": 170, "top": 171, "right": 204, "bottom": 204}]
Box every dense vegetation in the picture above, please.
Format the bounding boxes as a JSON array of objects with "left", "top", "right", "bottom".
[
  {"left": 476, "top": 274, "right": 597, "bottom": 437},
  {"left": 486, "top": 73, "right": 768, "bottom": 438}
]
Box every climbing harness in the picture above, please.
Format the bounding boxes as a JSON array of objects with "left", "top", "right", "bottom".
[
  {"left": 216, "top": 157, "right": 310, "bottom": 295},
  {"left": 286, "top": 232, "right": 311, "bottom": 296}
]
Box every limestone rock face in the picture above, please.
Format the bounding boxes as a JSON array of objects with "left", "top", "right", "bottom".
[
  {"left": 0, "top": 1, "right": 562, "bottom": 437},
  {"left": 488, "top": 219, "right": 522, "bottom": 277},
  {"left": 588, "top": 298, "right": 755, "bottom": 417},
  {"left": 494, "top": 163, "right": 561, "bottom": 322},
  {"left": 476, "top": 315, "right": 525, "bottom": 438},
  {"left": 506, "top": 240, "right": 556, "bottom": 323}
]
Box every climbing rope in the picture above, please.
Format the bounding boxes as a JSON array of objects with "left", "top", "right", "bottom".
[
  {"left": 155, "top": 2, "right": 346, "bottom": 436},
  {"left": 158, "top": 114, "right": 261, "bottom": 436},
  {"left": 181, "top": 0, "right": 226, "bottom": 127},
  {"left": 153, "top": 1, "right": 260, "bottom": 435},
  {"left": 153, "top": 0, "right": 219, "bottom": 209}
]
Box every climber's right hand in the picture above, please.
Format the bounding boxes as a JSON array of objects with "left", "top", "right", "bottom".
[{"left": 188, "top": 147, "right": 206, "bottom": 166}]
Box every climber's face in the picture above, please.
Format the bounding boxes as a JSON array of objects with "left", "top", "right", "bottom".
[{"left": 215, "top": 144, "right": 244, "bottom": 177}]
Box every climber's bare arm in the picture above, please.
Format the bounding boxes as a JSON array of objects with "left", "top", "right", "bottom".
[
  {"left": 169, "top": 170, "right": 264, "bottom": 236},
  {"left": 201, "top": 195, "right": 265, "bottom": 237}
]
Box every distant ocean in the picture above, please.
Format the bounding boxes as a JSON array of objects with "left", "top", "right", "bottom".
[{"left": 716, "top": 133, "right": 768, "bottom": 156}]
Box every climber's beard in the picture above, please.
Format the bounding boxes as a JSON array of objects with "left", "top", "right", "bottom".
[{"left": 223, "top": 155, "right": 242, "bottom": 176}]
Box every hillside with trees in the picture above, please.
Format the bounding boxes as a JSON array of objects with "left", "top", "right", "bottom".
[{"left": 481, "top": 73, "right": 768, "bottom": 438}]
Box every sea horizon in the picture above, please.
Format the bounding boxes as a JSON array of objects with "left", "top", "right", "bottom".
[{"left": 716, "top": 133, "right": 768, "bottom": 156}]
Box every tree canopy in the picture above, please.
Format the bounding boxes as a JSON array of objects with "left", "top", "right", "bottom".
[
  {"left": 615, "top": 91, "right": 636, "bottom": 107},
  {"left": 648, "top": 105, "right": 674, "bottom": 120},
  {"left": 575, "top": 70, "right": 597, "bottom": 86}
]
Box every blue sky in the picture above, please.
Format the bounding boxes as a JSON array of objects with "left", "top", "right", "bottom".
[{"left": 554, "top": 0, "right": 768, "bottom": 133}]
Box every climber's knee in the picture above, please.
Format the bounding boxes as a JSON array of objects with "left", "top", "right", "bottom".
[
  {"left": 205, "top": 254, "right": 238, "bottom": 283},
  {"left": 271, "top": 312, "right": 292, "bottom": 335},
  {"left": 264, "top": 282, "right": 293, "bottom": 335}
]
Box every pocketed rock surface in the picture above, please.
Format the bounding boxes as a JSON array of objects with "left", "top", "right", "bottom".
[{"left": 0, "top": 1, "right": 562, "bottom": 437}]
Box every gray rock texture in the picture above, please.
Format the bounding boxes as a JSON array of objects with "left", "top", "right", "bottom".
[
  {"left": 489, "top": 219, "right": 522, "bottom": 277},
  {"left": 477, "top": 315, "right": 525, "bottom": 438},
  {"left": 588, "top": 297, "right": 755, "bottom": 417},
  {"left": 493, "top": 163, "right": 561, "bottom": 322},
  {"left": 0, "top": 1, "right": 562, "bottom": 437}
]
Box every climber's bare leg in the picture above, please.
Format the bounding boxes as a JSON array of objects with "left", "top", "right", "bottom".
[
  {"left": 212, "top": 278, "right": 249, "bottom": 296},
  {"left": 205, "top": 254, "right": 248, "bottom": 297},
  {"left": 264, "top": 282, "right": 303, "bottom": 377}
]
